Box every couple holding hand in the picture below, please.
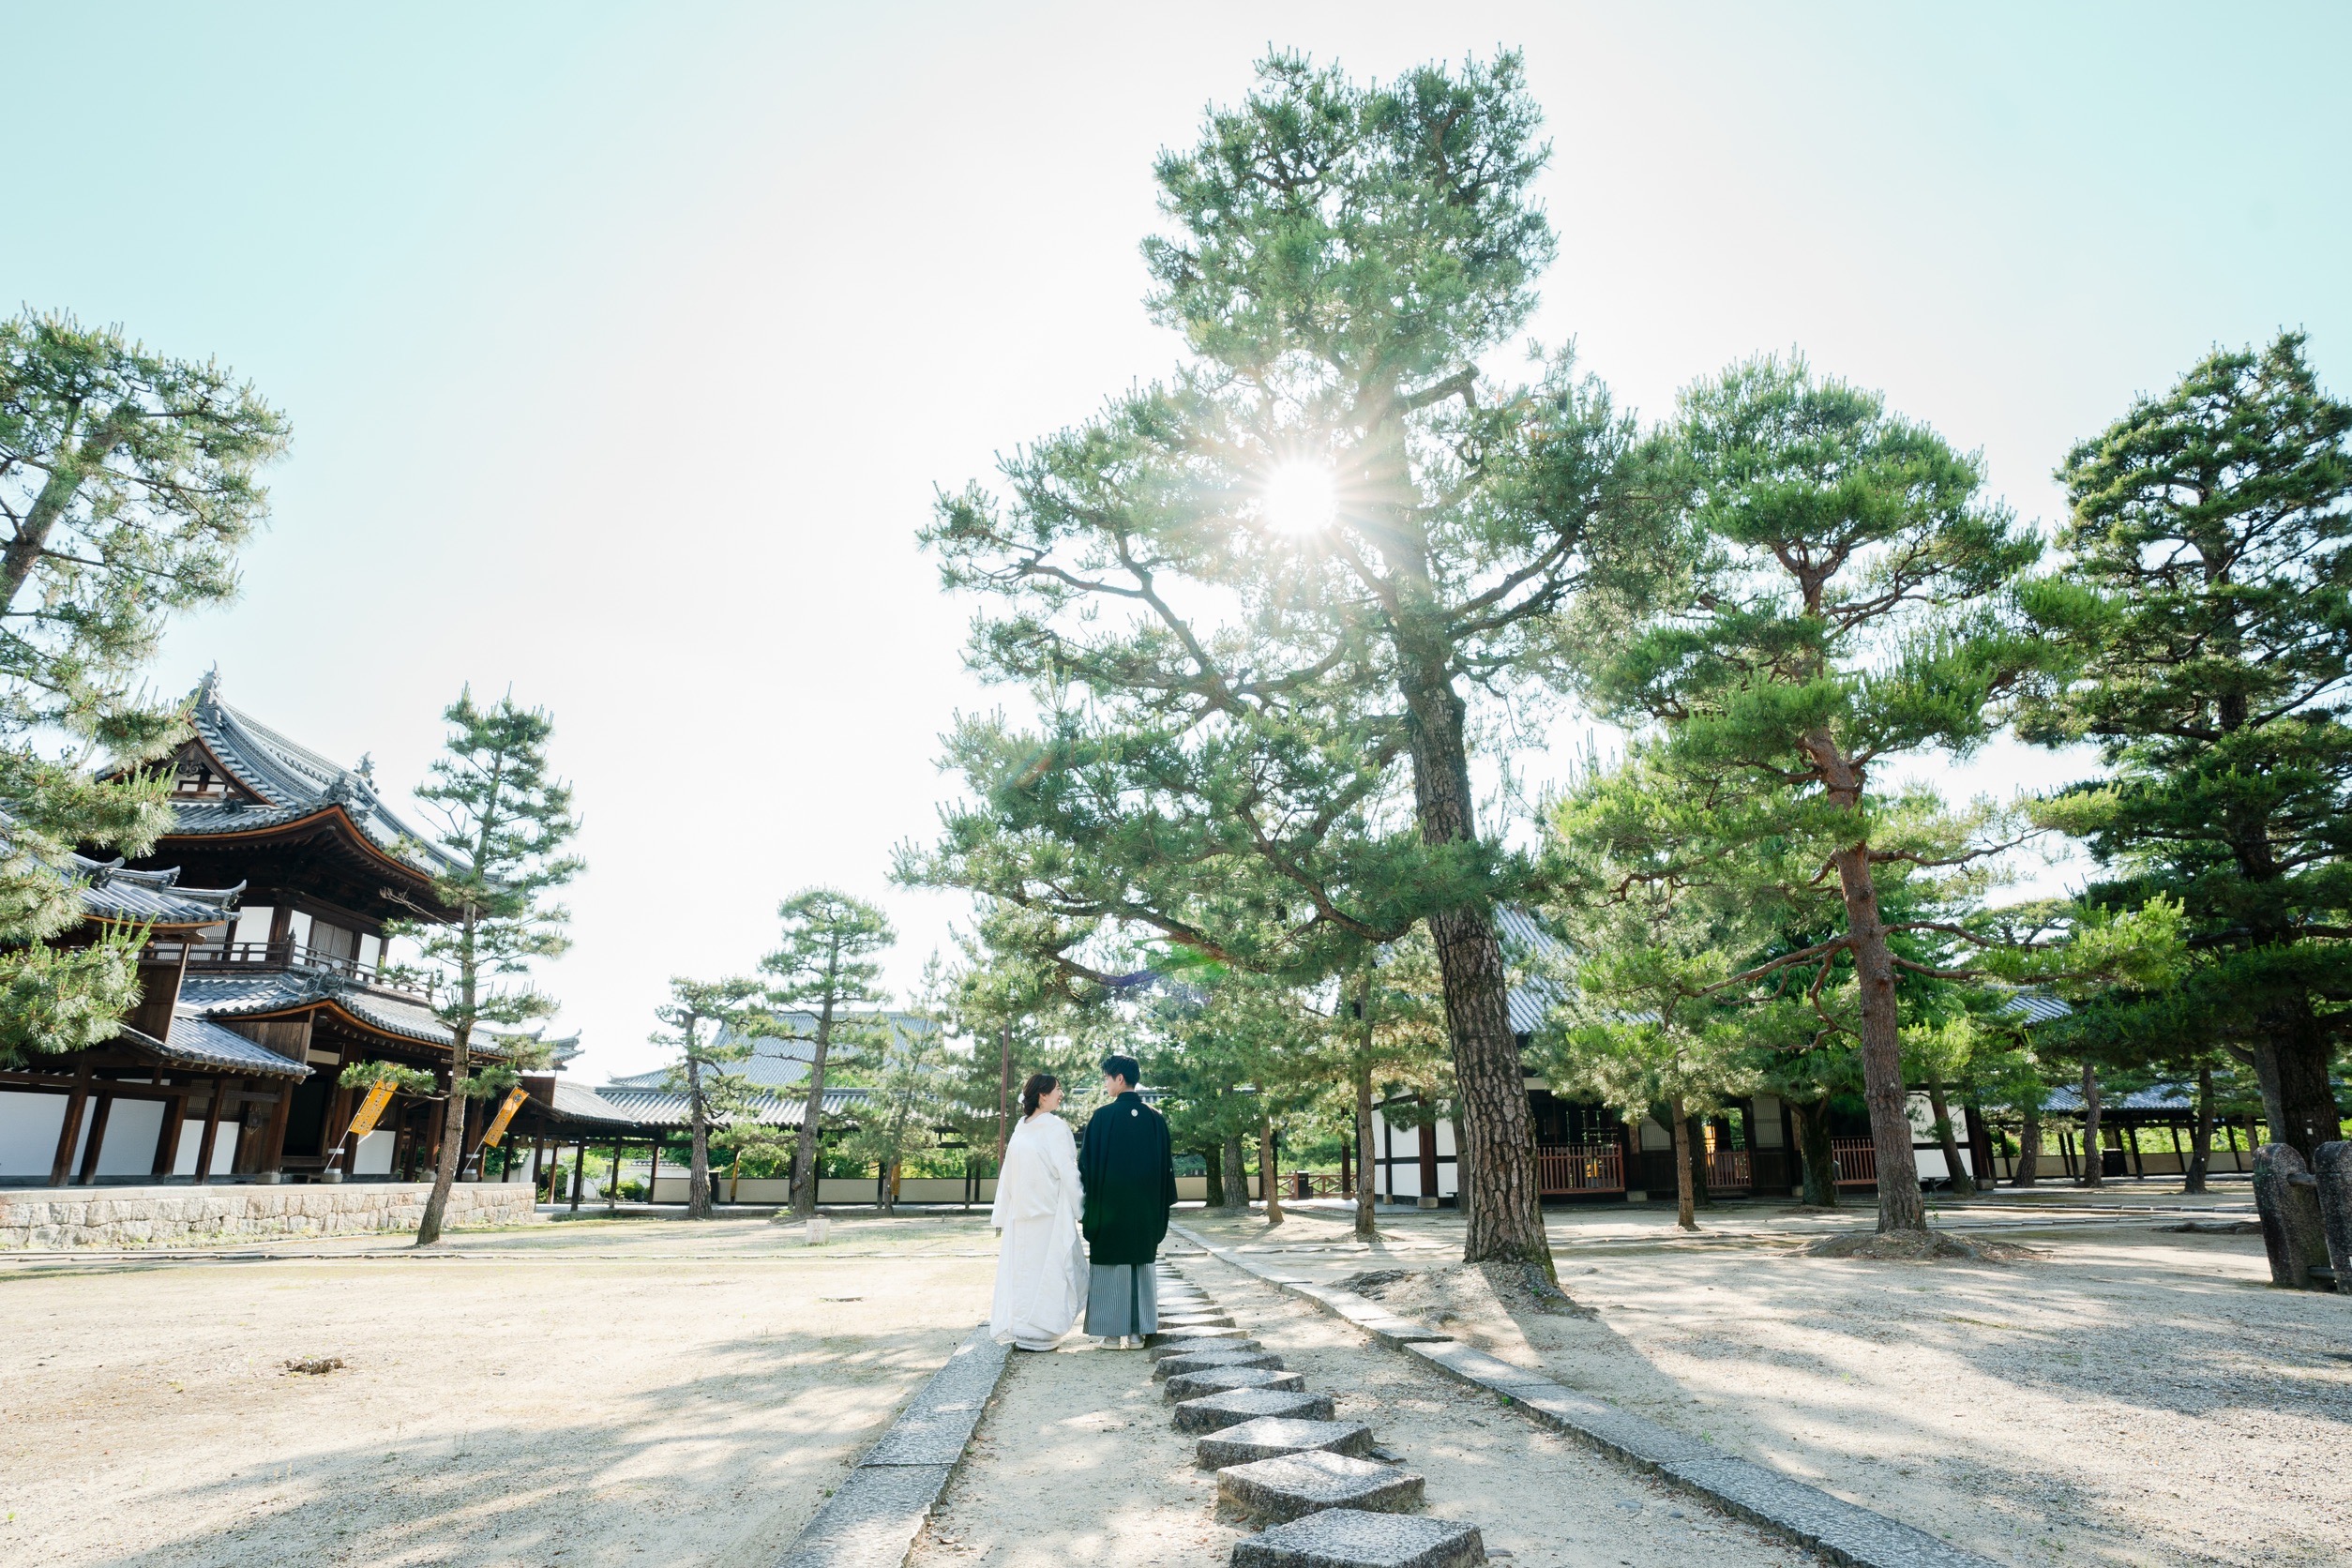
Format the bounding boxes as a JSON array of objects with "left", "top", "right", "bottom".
[{"left": 987, "top": 1053, "right": 1177, "bottom": 1351}]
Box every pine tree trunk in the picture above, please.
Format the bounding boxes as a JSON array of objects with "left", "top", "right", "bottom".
[
  {"left": 1356, "top": 1060, "right": 1379, "bottom": 1242},
  {"left": 2186, "top": 1067, "right": 2215, "bottom": 1194},
  {"left": 2079, "top": 1063, "right": 2103, "bottom": 1188},
  {"left": 789, "top": 996, "right": 837, "bottom": 1218},
  {"left": 2014, "top": 1103, "right": 2041, "bottom": 1187},
  {"left": 1792, "top": 1100, "right": 1838, "bottom": 1206},
  {"left": 1451, "top": 1111, "right": 1474, "bottom": 1229},
  {"left": 1684, "top": 1114, "right": 1711, "bottom": 1210},
  {"left": 1398, "top": 662, "right": 1549, "bottom": 1273},
  {"left": 1669, "top": 1097, "right": 1696, "bottom": 1231},
  {"left": 1220, "top": 1135, "right": 1248, "bottom": 1214},
  {"left": 1259, "top": 1122, "right": 1284, "bottom": 1226},
  {"left": 1201, "top": 1145, "right": 1226, "bottom": 1209},
  {"left": 1926, "top": 1071, "right": 1975, "bottom": 1199},
  {"left": 2258, "top": 997, "right": 2341, "bottom": 1163},
  {"left": 1826, "top": 838, "right": 1928, "bottom": 1233},
  {"left": 685, "top": 1048, "right": 713, "bottom": 1221},
  {"left": 415, "top": 1043, "right": 466, "bottom": 1247}
]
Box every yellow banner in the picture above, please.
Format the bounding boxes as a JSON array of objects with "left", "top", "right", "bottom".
[
  {"left": 482, "top": 1086, "right": 530, "bottom": 1149},
  {"left": 346, "top": 1079, "right": 397, "bottom": 1141}
]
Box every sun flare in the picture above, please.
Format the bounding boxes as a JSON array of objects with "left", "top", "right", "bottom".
[{"left": 1261, "top": 461, "right": 1338, "bottom": 535}]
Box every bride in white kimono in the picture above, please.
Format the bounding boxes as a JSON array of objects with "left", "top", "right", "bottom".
[{"left": 988, "top": 1073, "right": 1088, "bottom": 1350}]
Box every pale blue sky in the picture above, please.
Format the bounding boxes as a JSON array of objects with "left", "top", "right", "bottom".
[{"left": 8, "top": 4, "right": 2345, "bottom": 1078}]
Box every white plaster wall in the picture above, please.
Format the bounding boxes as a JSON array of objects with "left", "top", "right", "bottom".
[
  {"left": 0, "top": 1092, "right": 68, "bottom": 1179},
  {"left": 93, "top": 1100, "right": 165, "bottom": 1177},
  {"left": 171, "top": 1121, "right": 238, "bottom": 1177}
]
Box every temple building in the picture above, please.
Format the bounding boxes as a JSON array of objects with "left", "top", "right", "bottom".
[{"left": 0, "top": 674, "right": 539, "bottom": 1187}]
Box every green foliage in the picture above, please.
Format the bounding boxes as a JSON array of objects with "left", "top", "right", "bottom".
[
  {"left": 836, "top": 972, "right": 952, "bottom": 1210},
  {"left": 336, "top": 1059, "right": 443, "bottom": 1097},
  {"left": 652, "top": 975, "right": 772, "bottom": 1218},
  {"left": 0, "top": 309, "right": 285, "bottom": 1063},
  {"left": 762, "top": 886, "right": 896, "bottom": 1214},
  {"left": 2015, "top": 332, "right": 2352, "bottom": 1152}
]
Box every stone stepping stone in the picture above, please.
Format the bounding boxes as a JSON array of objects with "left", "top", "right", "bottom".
[
  {"left": 1196, "top": 1417, "right": 1375, "bottom": 1470},
  {"left": 1174, "top": 1386, "right": 1334, "bottom": 1432},
  {"left": 1145, "top": 1324, "right": 1251, "bottom": 1347},
  {"left": 1153, "top": 1349, "right": 1283, "bottom": 1381},
  {"left": 1159, "top": 1313, "right": 1238, "bottom": 1329},
  {"left": 1149, "top": 1335, "right": 1262, "bottom": 1362},
  {"left": 1165, "top": 1365, "right": 1306, "bottom": 1402},
  {"left": 1230, "top": 1508, "right": 1485, "bottom": 1568},
  {"left": 1217, "top": 1451, "right": 1426, "bottom": 1526}
]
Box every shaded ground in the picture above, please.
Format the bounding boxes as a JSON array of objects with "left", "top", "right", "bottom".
[
  {"left": 910, "top": 1248, "right": 1806, "bottom": 1568},
  {"left": 1182, "top": 1187, "right": 2352, "bottom": 1566},
  {"left": 1, "top": 1214, "right": 990, "bottom": 1567}
]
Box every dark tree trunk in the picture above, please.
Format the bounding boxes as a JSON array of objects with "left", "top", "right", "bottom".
[
  {"left": 1451, "top": 1110, "right": 1474, "bottom": 1229},
  {"left": 1827, "top": 837, "right": 1928, "bottom": 1232},
  {"left": 1669, "top": 1097, "right": 1696, "bottom": 1231},
  {"left": 2014, "top": 1102, "right": 2041, "bottom": 1188},
  {"left": 2186, "top": 1067, "right": 2215, "bottom": 1194},
  {"left": 1791, "top": 1100, "right": 1838, "bottom": 1206},
  {"left": 1201, "top": 1145, "right": 1226, "bottom": 1209},
  {"left": 1925, "top": 1071, "right": 1975, "bottom": 1199},
  {"left": 1395, "top": 644, "right": 1551, "bottom": 1274},
  {"left": 1220, "top": 1134, "right": 1248, "bottom": 1214},
  {"left": 789, "top": 993, "right": 837, "bottom": 1218},
  {"left": 2079, "top": 1063, "right": 2104, "bottom": 1188},
  {"left": 1259, "top": 1122, "right": 1283, "bottom": 1225},
  {"left": 685, "top": 1048, "right": 713, "bottom": 1220},
  {"left": 2257, "top": 996, "right": 2342, "bottom": 1163},
  {"left": 1683, "top": 1114, "right": 1711, "bottom": 1210},
  {"left": 1353, "top": 976, "right": 1379, "bottom": 1242}
]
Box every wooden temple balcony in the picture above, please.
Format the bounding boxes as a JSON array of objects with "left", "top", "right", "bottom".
[
  {"left": 155, "top": 937, "right": 436, "bottom": 1001},
  {"left": 1538, "top": 1142, "right": 1625, "bottom": 1195}
]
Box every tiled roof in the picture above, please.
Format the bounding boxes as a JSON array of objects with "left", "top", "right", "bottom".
[
  {"left": 605, "top": 1011, "right": 936, "bottom": 1091},
  {"left": 177, "top": 969, "right": 530, "bottom": 1057},
  {"left": 166, "top": 675, "right": 465, "bottom": 879},
  {"left": 587, "top": 1085, "right": 871, "bottom": 1129},
  {"left": 547, "top": 1078, "right": 646, "bottom": 1127},
  {"left": 2001, "top": 991, "right": 2073, "bottom": 1025},
  {"left": 1495, "top": 905, "right": 1569, "bottom": 1036},
  {"left": 68, "top": 855, "right": 242, "bottom": 927},
  {"left": 114, "top": 1013, "right": 313, "bottom": 1078}
]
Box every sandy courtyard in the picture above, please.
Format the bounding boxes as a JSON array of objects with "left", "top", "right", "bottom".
[
  {"left": 1180, "top": 1190, "right": 2352, "bottom": 1567},
  {"left": 0, "top": 1214, "right": 993, "bottom": 1567}
]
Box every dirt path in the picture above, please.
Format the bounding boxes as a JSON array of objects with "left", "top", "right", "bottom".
[
  {"left": 912, "top": 1250, "right": 1805, "bottom": 1568},
  {"left": 1, "top": 1217, "right": 991, "bottom": 1567}
]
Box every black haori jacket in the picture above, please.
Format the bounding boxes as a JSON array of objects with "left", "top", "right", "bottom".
[{"left": 1078, "top": 1090, "right": 1178, "bottom": 1265}]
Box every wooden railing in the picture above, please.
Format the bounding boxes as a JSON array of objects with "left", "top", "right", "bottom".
[
  {"left": 158, "top": 938, "right": 430, "bottom": 998},
  {"left": 1831, "top": 1138, "right": 1877, "bottom": 1185},
  {"left": 1704, "top": 1148, "right": 1752, "bottom": 1189},
  {"left": 1288, "top": 1170, "right": 1346, "bottom": 1199},
  {"left": 1537, "top": 1143, "right": 1624, "bottom": 1194}
]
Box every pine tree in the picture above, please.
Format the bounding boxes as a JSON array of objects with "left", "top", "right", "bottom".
[
  {"left": 401, "top": 690, "right": 582, "bottom": 1247},
  {"left": 1574, "top": 357, "right": 2048, "bottom": 1234},
  {"left": 0, "top": 310, "right": 285, "bottom": 1062},
  {"left": 837, "top": 989, "right": 950, "bottom": 1215},
  {"left": 652, "top": 976, "right": 770, "bottom": 1220},
  {"left": 762, "top": 887, "right": 895, "bottom": 1218},
  {"left": 914, "top": 53, "right": 1657, "bottom": 1273},
  {"left": 2018, "top": 333, "right": 2352, "bottom": 1160}
]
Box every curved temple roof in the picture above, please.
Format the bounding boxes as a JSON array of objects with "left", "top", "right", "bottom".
[{"left": 162, "top": 672, "right": 467, "bottom": 882}]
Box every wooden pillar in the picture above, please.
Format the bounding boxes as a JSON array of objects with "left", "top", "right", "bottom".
[
  {"left": 192, "top": 1078, "right": 232, "bottom": 1185},
  {"left": 610, "top": 1138, "right": 623, "bottom": 1210},
  {"left": 255, "top": 1081, "right": 294, "bottom": 1181},
  {"left": 153, "top": 1081, "right": 188, "bottom": 1178},
  {"left": 50, "top": 1067, "right": 93, "bottom": 1186},
  {"left": 1340, "top": 1121, "right": 1353, "bottom": 1196},
  {"left": 1416, "top": 1116, "right": 1439, "bottom": 1204},
  {"left": 570, "top": 1148, "right": 583, "bottom": 1212},
  {"left": 647, "top": 1138, "right": 659, "bottom": 1203},
  {"left": 74, "top": 1094, "right": 115, "bottom": 1184}
]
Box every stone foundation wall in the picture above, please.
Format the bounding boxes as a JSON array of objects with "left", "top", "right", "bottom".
[{"left": 0, "top": 1182, "right": 539, "bottom": 1249}]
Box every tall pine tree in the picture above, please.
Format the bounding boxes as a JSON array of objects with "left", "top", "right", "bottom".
[
  {"left": 0, "top": 311, "right": 284, "bottom": 1061},
  {"left": 2019, "top": 333, "right": 2352, "bottom": 1159},
  {"left": 653, "top": 976, "right": 770, "bottom": 1220},
  {"left": 763, "top": 887, "right": 894, "bottom": 1218},
  {"left": 402, "top": 690, "right": 582, "bottom": 1247},
  {"left": 916, "top": 53, "right": 1656, "bottom": 1272}
]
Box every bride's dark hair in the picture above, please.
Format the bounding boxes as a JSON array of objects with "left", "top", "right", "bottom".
[{"left": 1019, "top": 1073, "right": 1059, "bottom": 1118}]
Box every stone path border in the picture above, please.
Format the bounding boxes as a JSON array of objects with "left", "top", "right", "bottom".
[
  {"left": 1172, "top": 1223, "right": 1999, "bottom": 1568},
  {"left": 773, "top": 1325, "right": 1010, "bottom": 1568}
]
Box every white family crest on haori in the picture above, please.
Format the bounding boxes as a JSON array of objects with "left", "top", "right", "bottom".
[{"left": 988, "top": 1109, "right": 1088, "bottom": 1349}]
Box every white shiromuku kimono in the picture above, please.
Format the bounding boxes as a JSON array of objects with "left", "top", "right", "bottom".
[{"left": 988, "top": 1110, "right": 1087, "bottom": 1349}]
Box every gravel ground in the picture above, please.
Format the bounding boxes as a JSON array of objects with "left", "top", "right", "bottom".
[
  {"left": 1183, "top": 1190, "right": 2352, "bottom": 1566},
  {"left": 1, "top": 1214, "right": 991, "bottom": 1567}
]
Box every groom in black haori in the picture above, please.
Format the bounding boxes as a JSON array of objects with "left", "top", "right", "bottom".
[{"left": 1078, "top": 1053, "right": 1177, "bottom": 1348}]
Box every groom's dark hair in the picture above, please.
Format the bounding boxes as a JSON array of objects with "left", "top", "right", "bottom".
[{"left": 1101, "top": 1054, "right": 1140, "bottom": 1089}]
